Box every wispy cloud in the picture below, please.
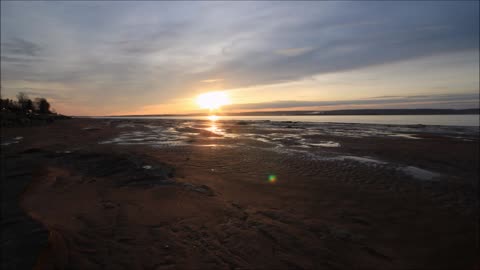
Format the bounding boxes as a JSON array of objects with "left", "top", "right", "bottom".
[
  {"left": 1, "top": 37, "right": 42, "bottom": 57},
  {"left": 225, "top": 93, "right": 480, "bottom": 111},
  {"left": 275, "top": 47, "right": 313, "bottom": 57},
  {"left": 1, "top": 55, "right": 42, "bottom": 64},
  {"left": 201, "top": 79, "right": 223, "bottom": 83}
]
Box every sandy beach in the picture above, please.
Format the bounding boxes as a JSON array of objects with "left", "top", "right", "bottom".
[{"left": 1, "top": 118, "right": 478, "bottom": 270}]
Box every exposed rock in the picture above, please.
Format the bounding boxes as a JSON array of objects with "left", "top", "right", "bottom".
[{"left": 182, "top": 183, "right": 215, "bottom": 196}]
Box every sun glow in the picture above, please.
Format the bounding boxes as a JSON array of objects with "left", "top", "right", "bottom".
[
  {"left": 196, "top": 91, "right": 231, "bottom": 110},
  {"left": 207, "top": 115, "right": 219, "bottom": 121}
]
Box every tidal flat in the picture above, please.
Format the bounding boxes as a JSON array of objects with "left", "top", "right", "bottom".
[{"left": 1, "top": 118, "right": 478, "bottom": 270}]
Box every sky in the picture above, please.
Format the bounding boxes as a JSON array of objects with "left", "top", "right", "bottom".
[{"left": 1, "top": 1, "right": 479, "bottom": 116}]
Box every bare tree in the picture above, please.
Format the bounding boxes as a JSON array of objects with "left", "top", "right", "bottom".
[
  {"left": 16, "top": 92, "right": 28, "bottom": 103},
  {"left": 17, "top": 92, "right": 33, "bottom": 112}
]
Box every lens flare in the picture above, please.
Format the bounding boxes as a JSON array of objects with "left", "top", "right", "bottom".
[{"left": 268, "top": 174, "right": 277, "bottom": 183}]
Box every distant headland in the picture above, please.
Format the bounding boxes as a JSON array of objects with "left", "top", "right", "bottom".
[{"left": 1, "top": 92, "right": 70, "bottom": 127}]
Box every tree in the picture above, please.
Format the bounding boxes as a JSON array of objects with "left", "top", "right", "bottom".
[
  {"left": 16, "top": 92, "right": 33, "bottom": 112},
  {"left": 25, "top": 99, "right": 33, "bottom": 112},
  {"left": 34, "top": 98, "right": 50, "bottom": 114},
  {"left": 16, "top": 92, "right": 28, "bottom": 103}
]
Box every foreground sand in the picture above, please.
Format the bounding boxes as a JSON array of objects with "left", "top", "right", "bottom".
[{"left": 1, "top": 118, "right": 478, "bottom": 270}]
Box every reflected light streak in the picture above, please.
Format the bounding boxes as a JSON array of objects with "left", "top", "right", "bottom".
[{"left": 206, "top": 115, "right": 224, "bottom": 136}]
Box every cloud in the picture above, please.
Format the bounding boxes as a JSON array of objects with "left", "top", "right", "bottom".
[
  {"left": 1, "top": 38, "right": 42, "bottom": 57},
  {"left": 275, "top": 47, "right": 313, "bottom": 57},
  {"left": 110, "top": 22, "right": 191, "bottom": 55},
  {"left": 201, "top": 79, "right": 223, "bottom": 83},
  {"left": 1, "top": 55, "right": 42, "bottom": 64},
  {"left": 0, "top": 1, "right": 478, "bottom": 114},
  {"left": 225, "top": 93, "right": 480, "bottom": 110},
  {"left": 190, "top": 2, "right": 479, "bottom": 89}
]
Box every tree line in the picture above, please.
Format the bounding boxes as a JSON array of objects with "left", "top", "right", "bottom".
[{"left": 0, "top": 92, "right": 53, "bottom": 114}]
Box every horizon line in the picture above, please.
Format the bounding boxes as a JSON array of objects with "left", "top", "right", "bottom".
[{"left": 74, "top": 108, "right": 480, "bottom": 118}]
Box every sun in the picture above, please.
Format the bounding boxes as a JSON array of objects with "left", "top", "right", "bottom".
[{"left": 196, "top": 91, "right": 231, "bottom": 110}]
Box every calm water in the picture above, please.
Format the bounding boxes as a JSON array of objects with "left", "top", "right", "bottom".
[{"left": 95, "top": 114, "right": 479, "bottom": 127}]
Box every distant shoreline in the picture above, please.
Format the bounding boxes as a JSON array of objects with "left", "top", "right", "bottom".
[
  {"left": 95, "top": 108, "right": 479, "bottom": 118},
  {"left": 77, "top": 114, "right": 479, "bottom": 127}
]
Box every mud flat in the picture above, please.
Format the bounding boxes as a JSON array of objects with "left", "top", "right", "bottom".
[{"left": 1, "top": 118, "right": 478, "bottom": 269}]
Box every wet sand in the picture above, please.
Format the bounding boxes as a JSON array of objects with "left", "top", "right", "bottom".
[{"left": 1, "top": 118, "right": 478, "bottom": 270}]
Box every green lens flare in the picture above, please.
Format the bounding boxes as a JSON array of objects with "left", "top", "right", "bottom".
[{"left": 268, "top": 174, "right": 277, "bottom": 183}]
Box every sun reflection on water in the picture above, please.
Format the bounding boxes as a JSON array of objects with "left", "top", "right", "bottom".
[{"left": 206, "top": 115, "right": 223, "bottom": 135}]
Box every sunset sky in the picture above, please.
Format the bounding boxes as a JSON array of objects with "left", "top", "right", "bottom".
[{"left": 1, "top": 1, "right": 479, "bottom": 116}]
